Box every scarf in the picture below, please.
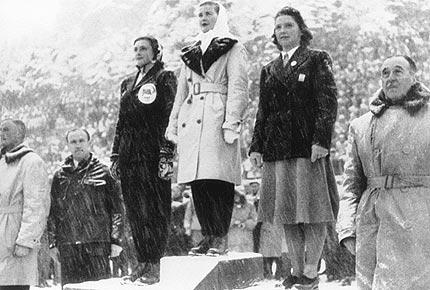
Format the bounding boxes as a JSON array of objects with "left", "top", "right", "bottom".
[
  {"left": 369, "top": 82, "right": 430, "bottom": 117},
  {"left": 195, "top": 1, "right": 235, "bottom": 53},
  {"left": 0, "top": 143, "right": 33, "bottom": 164}
]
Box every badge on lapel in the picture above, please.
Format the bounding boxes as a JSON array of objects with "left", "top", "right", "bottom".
[
  {"left": 138, "top": 83, "right": 157, "bottom": 104},
  {"left": 298, "top": 74, "right": 306, "bottom": 82},
  {"left": 291, "top": 61, "right": 297, "bottom": 67}
]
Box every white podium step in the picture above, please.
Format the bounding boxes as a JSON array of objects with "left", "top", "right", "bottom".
[{"left": 160, "top": 252, "right": 263, "bottom": 290}]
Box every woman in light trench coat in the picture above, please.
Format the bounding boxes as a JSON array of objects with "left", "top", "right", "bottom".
[{"left": 165, "top": 1, "right": 248, "bottom": 256}]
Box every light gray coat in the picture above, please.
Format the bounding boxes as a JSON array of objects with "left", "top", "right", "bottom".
[
  {"left": 0, "top": 145, "right": 50, "bottom": 285},
  {"left": 167, "top": 42, "right": 248, "bottom": 185},
  {"left": 337, "top": 87, "right": 430, "bottom": 289}
]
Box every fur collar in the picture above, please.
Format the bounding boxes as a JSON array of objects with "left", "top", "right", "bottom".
[
  {"left": 181, "top": 37, "right": 237, "bottom": 76},
  {"left": 370, "top": 82, "right": 430, "bottom": 117},
  {"left": 0, "top": 143, "right": 33, "bottom": 164}
]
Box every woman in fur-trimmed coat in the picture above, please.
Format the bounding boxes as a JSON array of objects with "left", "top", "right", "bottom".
[
  {"left": 249, "top": 7, "right": 338, "bottom": 289},
  {"left": 165, "top": 1, "right": 248, "bottom": 256}
]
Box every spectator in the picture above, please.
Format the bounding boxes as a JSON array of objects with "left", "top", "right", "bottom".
[
  {"left": 183, "top": 193, "right": 202, "bottom": 247},
  {"left": 337, "top": 55, "right": 430, "bottom": 289},
  {"left": 48, "top": 128, "right": 122, "bottom": 286},
  {"left": 0, "top": 119, "right": 50, "bottom": 290},
  {"left": 228, "top": 190, "right": 257, "bottom": 253}
]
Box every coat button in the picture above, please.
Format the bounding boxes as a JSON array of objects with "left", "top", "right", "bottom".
[
  {"left": 182, "top": 123, "right": 186, "bottom": 128},
  {"left": 402, "top": 146, "right": 411, "bottom": 154},
  {"left": 187, "top": 99, "right": 192, "bottom": 104},
  {"left": 187, "top": 78, "right": 192, "bottom": 82},
  {"left": 200, "top": 96, "right": 204, "bottom": 100},
  {"left": 196, "top": 119, "right": 201, "bottom": 124}
]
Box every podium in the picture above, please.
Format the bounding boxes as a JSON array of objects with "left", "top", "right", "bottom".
[
  {"left": 160, "top": 252, "right": 263, "bottom": 289},
  {"left": 63, "top": 252, "right": 263, "bottom": 290}
]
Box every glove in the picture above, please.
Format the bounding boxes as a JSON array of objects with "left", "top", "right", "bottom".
[
  {"left": 311, "top": 144, "right": 329, "bottom": 162},
  {"left": 223, "top": 129, "right": 239, "bottom": 144},
  {"left": 249, "top": 152, "right": 263, "bottom": 168},
  {"left": 110, "top": 157, "right": 120, "bottom": 181},
  {"left": 158, "top": 155, "right": 174, "bottom": 180},
  {"left": 165, "top": 131, "right": 178, "bottom": 144}
]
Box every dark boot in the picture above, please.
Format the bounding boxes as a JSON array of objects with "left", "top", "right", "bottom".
[
  {"left": 263, "top": 257, "right": 272, "bottom": 279},
  {"left": 206, "top": 235, "right": 228, "bottom": 256},
  {"left": 188, "top": 235, "right": 212, "bottom": 256},
  {"left": 274, "top": 257, "right": 283, "bottom": 280},
  {"left": 291, "top": 275, "right": 319, "bottom": 290},
  {"left": 122, "top": 262, "right": 149, "bottom": 282},
  {"left": 137, "top": 262, "right": 160, "bottom": 285}
]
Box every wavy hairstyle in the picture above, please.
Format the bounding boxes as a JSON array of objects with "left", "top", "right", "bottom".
[{"left": 272, "top": 6, "right": 313, "bottom": 50}]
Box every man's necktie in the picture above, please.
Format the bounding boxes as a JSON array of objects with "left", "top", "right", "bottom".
[
  {"left": 283, "top": 53, "right": 289, "bottom": 67},
  {"left": 135, "top": 68, "right": 144, "bottom": 88}
]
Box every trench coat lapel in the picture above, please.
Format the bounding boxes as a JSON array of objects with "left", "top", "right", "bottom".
[{"left": 272, "top": 46, "right": 310, "bottom": 86}]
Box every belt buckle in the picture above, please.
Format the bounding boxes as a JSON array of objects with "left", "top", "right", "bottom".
[
  {"left": 193, "top": 83, "right": 201, "bottom": 95},
  {"left": 384, "top": 175, "right": 394, "bottom": 189}
]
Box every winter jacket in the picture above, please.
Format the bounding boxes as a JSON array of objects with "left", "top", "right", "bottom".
[
  {"left": 249, "top": 46, "right": 337, "bottom": 161},
  {"left": 166, "top": 38, "right": 249, "bottom": 185},
  {"left": 337, "top": 83, "right": 430, "bottom": 289},
  {"left": 112, "top": 60, "right": 176, "bottom": 164},
  {"left": 48, "top": 154, "right": 121, "bottom": 247},
  {"left": 0, "top": 144, "right": 50, "bottom": 285}
]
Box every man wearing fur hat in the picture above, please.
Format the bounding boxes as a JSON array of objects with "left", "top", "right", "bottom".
[
  {"left": 337, "top": 55, "right": 430, "bottom": 289},
  {"left": 0, "top": 119, "right": 50, "bottom": 290}
]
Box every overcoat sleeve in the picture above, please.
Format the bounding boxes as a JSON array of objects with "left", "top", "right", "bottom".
[
  {"left": 158, "top": 71, "right": 177, "bottom": 158},
  {"left": 249, "top": 67, "right": 268, "bottom": 154},
  {"left": 104, "top": 168, "right": 123, "bottom": 245},
  {"left": 111, "top": 80, "right": 128, "bottom": 158},
  {"left": 166, "top": 64, "right": 189, "bottom": 138},
  {"left": 15, "top": 155, "right": 50, "bottom": 249},
  {"left": 47, "top": 172, "right": 61, "bottom": 248},
  {"left": 336, "top": 121, "right": 367, "bottom": 243},
  {"left": 311, "top": 51, "right": 338, "bottom": 149},
  {"left": 222, "top": 43, "right": 249, "bottom": 132}
]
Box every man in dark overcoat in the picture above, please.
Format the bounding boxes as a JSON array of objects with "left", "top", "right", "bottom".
[{"left": 48, "top": 128, "right": 122, "bottom": 286}]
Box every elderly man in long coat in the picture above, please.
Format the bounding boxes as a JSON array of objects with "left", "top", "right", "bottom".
[
  {"left": 0, "top": 119, "right": 50, "bottom": 290},
  {"left": 337, "top": 55, "right": 430, "bottom": 289}
]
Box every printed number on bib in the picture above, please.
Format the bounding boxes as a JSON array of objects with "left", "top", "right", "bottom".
[{"left": 138, "top": 83, "right": 157, "bottom": 104}]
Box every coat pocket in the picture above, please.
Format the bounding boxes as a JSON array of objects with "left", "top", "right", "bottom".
[
  {"left": 209, "top": 93, "right": 226, "bottom": 112},
  {"left": 3, "top": 214, "right": 21, "bottom": 253}
]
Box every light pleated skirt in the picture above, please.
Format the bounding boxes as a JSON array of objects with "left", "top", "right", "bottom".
[{"left": 258, "top": 157, "right": 338, "bottom": 225}]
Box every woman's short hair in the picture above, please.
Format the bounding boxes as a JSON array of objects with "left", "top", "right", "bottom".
[
  {"left": 272, "top": 6, "right": 313, "bottom": 50},
  {"left": 133, "top": 36, "right": 162, "bottom": 61},
  {"left": 199, "top": 1, "right": 220, "bottom": 14}
]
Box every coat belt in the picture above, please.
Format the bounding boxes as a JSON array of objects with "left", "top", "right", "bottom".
[
  {"left": 0, "top": 205, "right": 22, "bottom": 214},
  {"left": 367, "top": 175, "right": 430, "bottom": 189},
  {"left": 193, "top": 82, "right": 227, "bottom": 95}
]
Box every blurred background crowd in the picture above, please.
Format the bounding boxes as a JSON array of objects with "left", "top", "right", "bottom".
[{"left": 1, "top": 0, "right": 429, "bottom": 286}]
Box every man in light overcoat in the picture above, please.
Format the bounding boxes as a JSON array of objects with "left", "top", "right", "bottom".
[
  {"left": 0, "top": 119, "right": 50, "bottom": 290},
  {"left": 337, "top": 55, "right": 430, "bottom": 289}
]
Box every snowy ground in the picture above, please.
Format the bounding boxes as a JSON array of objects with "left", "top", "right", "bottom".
[{"left": 31, "top": 275, "right": 356, "bottom": 290}]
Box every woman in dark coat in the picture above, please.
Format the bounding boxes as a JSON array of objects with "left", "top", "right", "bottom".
[
  {"left": 249, "top": 7, "right": 338, "bottom": 290},
  {"left": 110, "top": 36, "right": 177, "bottom": 283}
]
